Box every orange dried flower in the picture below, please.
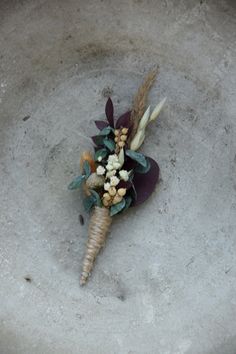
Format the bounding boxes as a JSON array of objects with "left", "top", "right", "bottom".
[{"left": 80, "top": 151, "right": 96, "bottom": 173}]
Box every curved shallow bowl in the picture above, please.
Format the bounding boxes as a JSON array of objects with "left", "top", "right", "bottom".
[{"left": 0, "top": 1, "right": 236, "bottom": 353}]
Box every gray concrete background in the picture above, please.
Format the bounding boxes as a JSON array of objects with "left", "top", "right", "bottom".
[{"left": 0, "top": 0, "right": 236, "bottom": 353}]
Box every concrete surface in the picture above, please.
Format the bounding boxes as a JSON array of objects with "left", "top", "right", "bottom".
[{"left": 0, "top": 0, "right": 236, "bottom": 353}]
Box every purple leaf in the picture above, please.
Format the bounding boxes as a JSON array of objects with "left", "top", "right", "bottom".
[
  {"left": 91, "top": 135, "right": 104, "bottom": 146},
  {"left": 131, "top": 157, "right": 160, "bottom": 206},
  {"left": 105, "top": 97, "right": 114, "bottom": 127},
  {"left": 94, "top": 120, "right": 109, "bottom": 130},
  {"left": 116, "top": 111, "right": 132, "bottom": 129}
]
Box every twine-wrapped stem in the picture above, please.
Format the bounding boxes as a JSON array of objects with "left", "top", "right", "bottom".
[{"left": 80, "top": 206, "right": 112, "bottom": 285}]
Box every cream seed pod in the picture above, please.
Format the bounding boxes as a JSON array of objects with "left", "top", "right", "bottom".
[
  {"left": 108, "top": 186, "right": 117, "bottom": 196},
  {"left": 103, "top": 192, "right": 111, "bottom": 201},
  {"left": 112, "top": 195, "right": 123, "bottom": 205},
  {"left": 117, "top": 188, "right": 126, "bottom": 197},
  {"left": 118, "top": 141, "right": 125, "bottom": 148},
  {"left": 121, "top": 127, "right": 128, "bottom": 134},
  {"left": 102, "top": 198, "right": 110, "bottom": 207},
  {"left": 120, "top": 135, "right": 127, "bottom": 142}
]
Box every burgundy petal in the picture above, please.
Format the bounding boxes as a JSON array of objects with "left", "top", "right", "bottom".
[
  {"left": 131, "top": 157, "right": 160, "bottom": 206},
  {"left": 123, "top": 156, "right": 137, "bottom": 171},
  {"left": 118, "top": 180, "right": 132, "bottom": 190},
  {"left": 116, "top": 111, "right": 132, "bottom": 129},
  {"left": 94, "top": 120, "right": 109, "bottom": 130},
  {"left": 105, "top": 97, "right": 114, "bottom": 127}
]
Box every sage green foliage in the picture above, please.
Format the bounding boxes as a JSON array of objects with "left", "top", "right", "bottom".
[
  {"left": 94, "top": 148, "right": 108, "bottom": 161},
  {"left": 103, "top": 138, "right": 116, "bottom": 152},
  {"left": 125, "top": 150, "right": 148, "bottom": 168},
  {"left": 123, "top": 196, "right": 132, "bottom": 211},
  {"left": 90, "top": 190, "right": 102, "bottom": 207},
  {"left": 83, "top": 160, "right": 91, "bottom": 178},
  {"left": 110, "top": 198, "right": 126, "bottom": 216},
  {"left": 135, "top": 158, "right": 151, "bottom": 173},
  {"left": 99, "top": 126, "right": 114, "bottom": 136},
  {"left": 68, "top": 175, "right": 85, "bottom": 190},
  {"left": 83, "top": 195, "right": 95, "bottom": 212},
  {"left": 83, "top": 190, "right": 102, "bottom": 212}
]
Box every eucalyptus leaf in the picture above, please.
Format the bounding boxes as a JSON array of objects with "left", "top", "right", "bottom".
[
  {"left": 110, "top": 198, "right": 126, "bottom": 216},
  {"left": 125, "top": 150, "right": 148, "bottom": 168},
  {"left": 99, "top": 126, "right": 114, "bottom": 136},
  {"left": 68, "top": 175, "right": 85, "bottom": 190},
  {"left": 83, "top": 160, "right": 91, "bottom": 178},
  {"left": 123, "top": 196, "right": 133, "bottom": 211},
  {"left": 135, "top": 158, "right": 151, "bottom": 173},
  {"left": 95, "top": 148, "right": 108, "bottom": 161},
  {"left": 83, "top": 195, "right": 95, "bottom": 212},
  {"left": 90, "top": 190, "right": 102, "bottom": 207},
  {"left": 103, "top": 138, "right": 116, "bottom": 152}
]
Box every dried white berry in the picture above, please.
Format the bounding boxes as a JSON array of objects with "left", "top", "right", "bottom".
[
  {"left": 96, "top": 165, "right": 105, "bottom": 175},
  {"left": 110, "top": 176, "right": 120, "bottom": 186},
  {"left": 113, "top": 162, "right": 121, "bottom": 170},
  {"left": 108, "top": 154, "right": 119, "bottom": 164},
  {"left": 97, "top": 156, "right": 102, "bottom": 162},
  {"left": 119, "top": 170, "right": 129, "bottom": 181},
  {"left": 106, "top": 170, "right": 116, "bottom": 178},
  {"left": 106, "top": 163, "right": 114, "bottom": 171},
  {"left": 104, "top": 182, "right": 111, "bottom": 191}
]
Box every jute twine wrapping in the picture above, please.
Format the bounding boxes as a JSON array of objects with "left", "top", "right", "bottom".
[{"left": 80, "top": 206, "right": 112, "bottom": 285}]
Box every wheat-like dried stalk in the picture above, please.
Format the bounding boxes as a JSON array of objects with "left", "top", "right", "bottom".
[
  {"left": 80, "top": 206, "right": 112, "bottom": 285},
  {"left": 129, "top": 68, "right": 158, "bottom": 141}
]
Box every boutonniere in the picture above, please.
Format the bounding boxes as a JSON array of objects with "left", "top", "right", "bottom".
[{"left": 68, "top": 69, "right": 166, "bottom": 285}]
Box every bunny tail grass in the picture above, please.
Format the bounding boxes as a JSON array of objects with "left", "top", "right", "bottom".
[{"left": 80, "top": 206, "right": 112, "bottom": 285}]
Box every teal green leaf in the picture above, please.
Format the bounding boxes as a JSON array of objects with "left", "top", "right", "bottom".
[
  {"left": 99, "top": 126, "right": 114, "bottom": 136},
  {"left": 68, "top": 175, "right": 85, "bottom": 190},
  {"left": 125, "top": 150, "right": 148, "bottom": 167},
  {"left": 90, "top": 190, "right": 102, "bottom": 207},
  {"left": 103, "top": 138, "right": 116, "bottom": 152},
  {"left": 110, "top": 198, "right": 126, "bottom": 216},
  {"left": 83, "top": 195, "right": 95, "bottom": 212},
  {"left": 123, "top": 196, "right": 133, "bottom": 211},
  {"left": 135, "top": 158, "right": 151, "bottom": 173},
  {"left": 94, "top": 148, "right": 108, "bottom": 161},
  {"left": 83, "top": 160, "right": 91, "bottom": 178}
]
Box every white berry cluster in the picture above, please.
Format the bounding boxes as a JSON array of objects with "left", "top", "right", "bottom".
[{"left": 95, "top": 151, "right": 130, "bottom": 207}]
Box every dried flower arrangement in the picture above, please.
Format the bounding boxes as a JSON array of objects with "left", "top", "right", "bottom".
[{"left": 68, "top": 69, "right": 166, "bottom": 285}]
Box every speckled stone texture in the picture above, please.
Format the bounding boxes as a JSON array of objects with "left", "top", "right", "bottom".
[{"left": 0, "top": 1, "right": 236, "bottom": 353}]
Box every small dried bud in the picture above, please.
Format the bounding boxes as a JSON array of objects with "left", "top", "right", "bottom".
[
  {"left": 112, "top": 195, "right": 123, "bottom": 205},
  {"left": 114, "top": 129, "right": 120, "bottom": 136},
  {"left": 114, "top": 137, "right": 119, "bottom": 142},
  {"left": 120, "top": 135, "right": 127, "bottom": 141},
  {"left": 117, "top": 188, "right": 126, "bottom": 197},
  {"left": 103, "top": 192, "right": 111, "bottom": 201},
  {"left": 118, "top": 141, "right": 125, "bottom": 148},
  {"left": 103, "top": 199, "right": 110, "bottom": 207},
  {"left": 108, "top": 186, "right": 117, "bottom": 196},
  {"left": 121, "top": 127, "right": 128, "bottom": 134}
]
